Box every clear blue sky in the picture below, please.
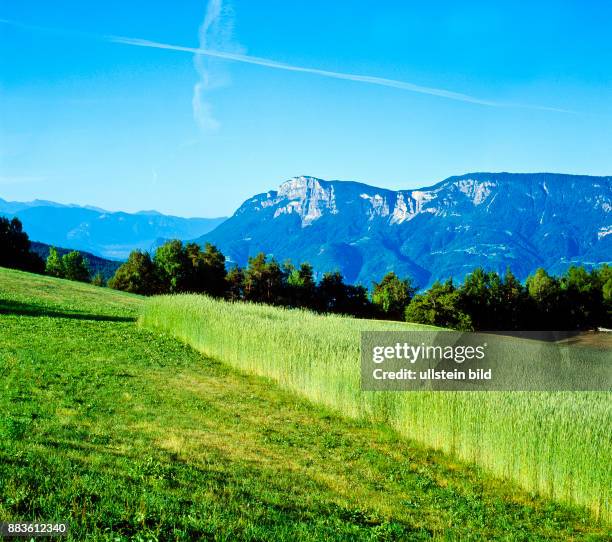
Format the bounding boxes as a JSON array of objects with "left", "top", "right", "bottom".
[{"left": 1, "top": 1, "right": 611, "bottom": 217}]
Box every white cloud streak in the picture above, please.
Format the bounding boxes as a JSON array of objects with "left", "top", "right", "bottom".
[
  {"left": 0, "top": 16, "right": 570, "bottom": 114},
  {"left": 191, "top": 0, "right": 241, "bottom": 131},
  {"left": 107, "top": 36, "right": 571, "bottom": 114},
  {"left": 192, "top": 0, "right": 221, "bottom": 130}
]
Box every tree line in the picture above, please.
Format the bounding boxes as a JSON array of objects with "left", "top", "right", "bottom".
[
  {"left": 2, "top": 216, "right": 610, "bottom": 330},
  {"left": 405, "top": 267, "right": 611, "bottom": 331},
  {"left": 107, "top": 240, "right": 374, "bottom": 316},
  {"left": 108, "top": 238, "right": 611, "bottom": 331}
]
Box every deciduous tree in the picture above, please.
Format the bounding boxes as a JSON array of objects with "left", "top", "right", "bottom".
[
  {"left": 45, "top": 247, "right": 65, "bottom": 278},
  {"left": 109, "top": 250, "right": 161, "bottom": 295},
  {"left": 62, "top": 251, "right": 91, "bottom": 282},
  {"left": 405, "top": 279, "right": 472, "bottom": 331},
  {"left": 372, "top": 272, "right": 416, "bottom": 320}
]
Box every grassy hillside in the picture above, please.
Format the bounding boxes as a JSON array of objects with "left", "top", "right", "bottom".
[
  {"left": 141, "top": 294, "right": 612, "bottom": 525},
  {"left": 0, "top": 268, "right": 609, "bottom": 540}
]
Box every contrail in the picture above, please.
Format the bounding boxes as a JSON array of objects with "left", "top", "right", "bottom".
[
  {"left": 0, "top": 18, "right": 571, "bottom": 113},
  {"left": 107, "top": 36, "right": 571, "bottom": 113},
  {"left": 192, "top": 0, "right": 225, "bottom": 131}
]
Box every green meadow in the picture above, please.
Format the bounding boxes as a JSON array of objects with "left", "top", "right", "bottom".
[{"left": 0, "top": 267, "right": 610, "bottom": 540}]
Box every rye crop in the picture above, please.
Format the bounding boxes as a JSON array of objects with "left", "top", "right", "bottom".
[{"left": 141, "top": 294, "right": 611, "bottom": 523}]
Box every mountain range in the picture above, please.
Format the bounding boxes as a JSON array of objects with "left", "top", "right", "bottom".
[
  {"left": 0, "top": 198, "right": 226, "bottom": 260},
  {"left": 198, "top": 173, "right": 611, "bottom": 287},
  {"left": 3, "top": 172, "right": 610, "bottom": 288}
]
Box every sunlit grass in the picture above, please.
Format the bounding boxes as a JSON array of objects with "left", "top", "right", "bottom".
[
  {"left": 141, "top": 294, "right": 612, "bottom": 523},
  {"left": 0, "top": 267, "right": 609, "bottom": 539}
]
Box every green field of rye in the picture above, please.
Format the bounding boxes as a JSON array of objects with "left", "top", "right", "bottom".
[{"left": 141, "top": 294, "right": 612, "bottom": 523}]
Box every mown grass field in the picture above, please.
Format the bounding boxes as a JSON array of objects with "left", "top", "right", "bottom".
[
  {"left": 0, "top": 268, "right": 609, "bottom": 540},
  {"left": 141, "top": 294, "right": 612, "bottom": 526}
]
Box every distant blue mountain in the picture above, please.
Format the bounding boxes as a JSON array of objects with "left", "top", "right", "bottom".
[
  {"left": 197, "top": 173, "right": 612, "bottom": 287},
  {"left": 0, "top": 198, "right": 226, "bottom": 260}
]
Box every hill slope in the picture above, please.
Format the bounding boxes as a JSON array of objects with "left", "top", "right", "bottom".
[
  {"left": 0, "top": 198, "right": 226, "bottom": 259},
  {"left": 0, "top": 267, "right": 608, "bottom": 539},
  {"left": 199, "top": 173, "right": 612, "bottom": 286},
  {"left": 30, "top": 241, "right": 122, "bottom": 281}
]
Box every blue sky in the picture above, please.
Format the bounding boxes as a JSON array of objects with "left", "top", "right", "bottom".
[{"left": 1, "top": 0, "right": 611, "bottom": 217}]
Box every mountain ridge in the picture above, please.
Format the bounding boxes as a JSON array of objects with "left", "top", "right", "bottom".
[
  {"left": 199, "top": 172, "right": 611, "bottom": 287},
  {"left": 0, "top": 198, "right": 226, "bottom": 260}
]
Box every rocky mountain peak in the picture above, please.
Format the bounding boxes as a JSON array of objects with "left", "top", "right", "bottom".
[{"left": 273, "top": 176, "right": 338, "bottom": 226}]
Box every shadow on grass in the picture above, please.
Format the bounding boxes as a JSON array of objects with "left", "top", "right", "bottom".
[{"left": 0, "top": 299, "right": 135, "bottom": 323}]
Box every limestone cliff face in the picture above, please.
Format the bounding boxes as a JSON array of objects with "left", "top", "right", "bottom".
[
  {"left": 273, "top": 177, "right": 338, "bottom": 225},
  {"left": 247, "top": 175, "right": 514, "bottom": 228}
]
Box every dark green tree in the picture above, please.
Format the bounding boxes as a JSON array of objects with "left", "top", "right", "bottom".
[
  {"left": 316, "top": 271, "right": 373, "bottom": 316},
  {"left": 0, "top": 216, "right": 44, "bottom": 273},
  {"left": 225, "top": 265, "right": 245, "bottom": 301},
  {"left": 343, "top": 284, "right": 373, "bottom": 317},
  {"left": 500, "top": 268, "right": 528, "bottom": 330},
  {"left": 286, "top": 262, "right": 316, "bottom": 308},
  {"left": 456, "top": 268, "right": 529, "bottom": 330},
  {"left": 45, "top": 247, "right": 65, "bottom": 278},
  {"left": 316, "top": 271, "right": 347, "bottom": 313},
  {"left": 154, "top": 240, "right": 191, "bottom": 293},
  {"left": 598, "top": 264, "right": 612, "bottom": 327},
  {"left": 559, "top": 266, "right": 603, "bottom": 329},
  {"left": 243, "top": 253, "right": 284, "bottom": 304},
  {"left": 405, "top": 279, "right": 472, "bottom": 331},
  {"left": 458, "top": 268, "right": 496, "bottom": 330},
  {"left": 371, "top": 272, "right": 416, "bottom": 320},
  {"left": 108, "top": 250, "right": 161, "bottom": 295},
  {"left": 187, "top": 242, "right": 227, "bottom": 297},
  {"left": 62, "top": 251, "right": 91, "bottom": 282},
  {"left": 525, "top": 268, "right": 561, "bottom": 329}
]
